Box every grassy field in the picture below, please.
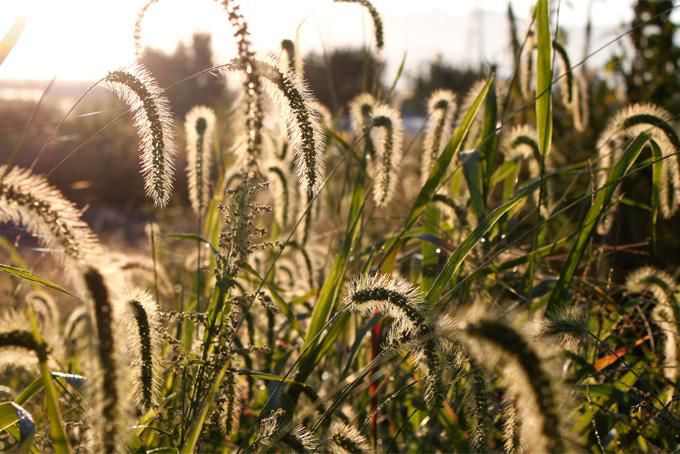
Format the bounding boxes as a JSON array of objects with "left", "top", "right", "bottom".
[{"left": 1, "top": 0, "right": 680, "bottom": 452}]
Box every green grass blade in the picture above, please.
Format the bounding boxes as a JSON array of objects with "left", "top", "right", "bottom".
[
  {"left": 0, "top": 264, "right": 75, "bottom": 297},
  {"left": 650, "top": 141, "right": 662, "bottom": 253},
  {"left": 0, "top": 402, "right": 20, "bottom": 432},
  {"left": 426, "top": 180, "right": 539, "bottom": 306},
  {"left": 479, "top": 78, "right": 498, "bottom": 196},
  {"left": 535, "top": 0, "right": 553, "bottom": 157},
  {"left": 381, "top": 78, "right": 494, "bottom": 261},
  {"left": 461, "top": 150, "right": 487, "bottom": 222},
  {"left": 181, "top": 364, "right": 229, "bottom": 454},
  {"left": 293, "top": 149, "right": 368, "bottom": 395},
  {"left": 546, "top": 133, "right": 651, "bottom": 315}
]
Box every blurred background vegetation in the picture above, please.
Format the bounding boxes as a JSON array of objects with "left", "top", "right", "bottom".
[{"left": 0, "top": 0, "right": 678, "bottom": 271}]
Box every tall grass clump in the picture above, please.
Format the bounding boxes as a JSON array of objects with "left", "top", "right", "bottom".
[
  {"left": 596, "top": 103, "right": 680, "bottom": 233},
  {"left": 4, "top": 1, "right": 680, "bottom": 452}
]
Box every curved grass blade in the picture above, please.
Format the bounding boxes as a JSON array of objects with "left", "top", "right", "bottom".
[
  {"left": 535, "top": 0, "right": 553, "bottom": 157},
  {"left": 426, "top": 179, "right": 540, "bottom": 306},
  {"left": 546, "top": 133, "right": 651, "bottom": 315},
  {"left": 0, "top": 264, "right": 75, "bottom": 297},
  {"left": 380, "top": 78, "right": 494, "bottom": 262}
]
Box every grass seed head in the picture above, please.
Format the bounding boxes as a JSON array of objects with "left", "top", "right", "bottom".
[{"left": 103, "top": 65, "right": 177, "bottom": 207}]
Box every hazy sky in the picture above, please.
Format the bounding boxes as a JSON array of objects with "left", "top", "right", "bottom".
[{"left": 0, "top": 0, "right": 640, "bottom": 82}]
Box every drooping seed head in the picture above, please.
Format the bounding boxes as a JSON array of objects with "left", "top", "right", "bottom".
[
  {"left": 344, "top": 274, "right": 444, "bottom": 406},
  {"left": 327, "top": 422, "right": 371, "bottom": 454},
  {"left": 439, "top": 314, "right": 564, "bottom": 454},
  {"left": 256, "top": 57, "right": 326, "bottom": 197},
  {"left": 25, "top": 290, "right": 59, "bottom": 328},
  {"left": 102, "top": 64, "right": 176, "bottom": 207},
  {"left": 349, "top": 93, "right": 376, "bottom": 138},
  {"left": 552, "top": 40, "right": 574, "bottom": 108},
  {"left": 596, "top": 103, "right": 680, "bottom": 229},
  {"left": 0, "top": 165, "right": 100, "bottom": 272},
  {"left": 572, "top": 71, "right": 590, "bottom": 132},
  {"left": 0, "top": 312, "right": 50, "bottom": 373},
  {"left": 185, "top": 105, "right": 217, "bottom": 216},
  {"left": 369, "top": 104, "right": 404, "bottom": 207},
  {"left": 626, "top": 266, "right": 678, "bottom": 383},
  {"left": 459, "top": 79, "right": 488, "bottom": 149},
  {"left": 280, "top": 39, "right": 298, "bottom": 76},
  {"left": 120, "top": 288, "right": 161, "bottom": 411},
  {"left": 334, "top": 0, "right": 385, "bottom": 52},
  {"left": 422, "top": 89, "right": 457, "bottom": 185},
  {"left": 501, "top": 125, "right": 540, "bottom": 163}
]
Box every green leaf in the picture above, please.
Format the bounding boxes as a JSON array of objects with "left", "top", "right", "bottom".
[
  {"left": 234, "top": 369, "right": 311, "bottom": 388},
  {"left": 535, "top": 0, "right": 553, "bottom": 156},
  {"left": 546, "top": 133, "right": 651, "bottom": 315},
  {"left": 479, "top": 78, "right": 498, "bottom": 196},
  {"left": 426, "top": 180, "right": 539, "bottom": 306},
  {"left": 164, "top": 233, "right": 219, "bottom": 255},
  {"left": 0, "top": 264, "right": 74, "bottom": 297},
  {"left": 461, "top": 150, "right": 486, "bottom": 222},
  {"left": 0, "top": 402, "right": 35, "bottom": 453},
  {"left": 0, "top": 402, "right": 20, "bottom": 432},
  {"left": 381, "top": 78, "right": 494, "bottom": 261}
]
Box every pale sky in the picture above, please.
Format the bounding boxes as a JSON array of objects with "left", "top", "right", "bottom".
[{"left": 0, "top": 0, "right": 640, "bottom": 82}]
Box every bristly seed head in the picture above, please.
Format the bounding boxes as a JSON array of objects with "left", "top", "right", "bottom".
[
  {"left": 102, "top": 64, "right": 176, "bottom": 207},
  {"left": 334, "top": 0, "right": 385, "bottom": 52},
  {"left": 185, "top": 106, "right": 217, "bottom": 216},
  {"left": 82, "top": 267, "right": 128, "bottom": 453},
  {"left": 121, "top": 288, "right": 161, "bottom": 411},
  {"left": 0, "top": 165, "right": 100, "bottom": 271},
  {"left": 328, "top": 422, "right": 371, "bottom": 454},
  {"left": 626, "top": 267, "right": 679, "bottom": 383},
  {"left": 256, "top": 58, "right": 326, "bottom": 197},
  {"left": 345, "top": 274, "right": 445, "bottom": 406},
  {"left": 422, "top": 89, "right": 457, "bottom": 185},
  {"left": 369, "top": 104, "right": 404, "bottom": 207},
  {"left": 596, "top": 103, "right": 680, "bottom": 233}
]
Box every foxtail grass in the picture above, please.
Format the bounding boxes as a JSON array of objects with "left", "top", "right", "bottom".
[
  {"left": 438, "top": 313, "right": 564, "bottom": 453},
  {"left": 103, "top": 65, "right": 177, "bottom": 207},
  {"left": 369, "top": 104, "right": 404, "bottom": 208},
  {"left": 596, "top": 103, "right": 680, "bottom": 233},
  {"left": 626, "top": 266, "right": 678, "bottom": 384},
  {"left": 82, "top": 267, "right": 129, "bottom": 453},
  {"left": 185, "top": 105, "right": 217, "bottom": 216},
  {"left": 422, "top": 90, "right": 457, "bottom": 185},
  {"left": 0, "top": 165, "right": 99, "bottom": 270},
  {"left": 345, "top": 274, "right": 445, "bottom": 407},
  {"left": 334, "top": 0, "right": 384, "bottom": 53},
  {"left": 121, "top": 288, "right": 161, "bottom": 411}
]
